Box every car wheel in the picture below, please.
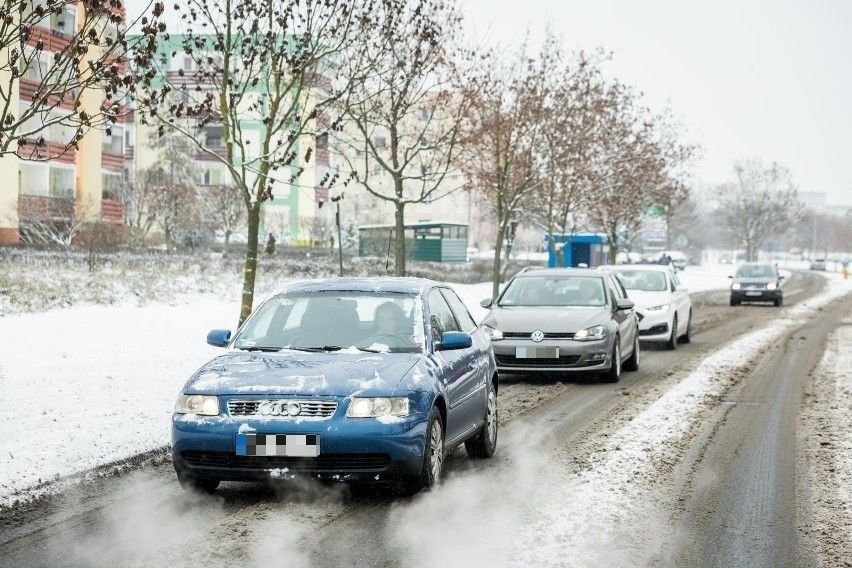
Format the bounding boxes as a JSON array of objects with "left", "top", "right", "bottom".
[
  {"left": 774, "top": 295, "right": 783, "bottom": 307},
  {"left": 408, "top": 406, "right": 444, "bottom": 493},
  {"left": 465, "top": 382, "right": 498, "bottom": 459},
  {"left": 730, "top": 296, "right": 739, "bottom": 307},
  {"left": 601, "top": 339, "right": 621, "bottom": 383},
  {"left": 666, "top": 315, "right": 678, "bottom": 350},
  {"left": 177, "top": 472, "right": 220, "bottom": 494},
  {"left": 623, "top": 333, "right": 639, "bottom": 372},
  {"left": 679, "top": 310, "right": 692, "bottom": 344}
]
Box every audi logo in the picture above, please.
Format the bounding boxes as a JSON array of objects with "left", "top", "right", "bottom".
[
  {"left": 530, "top": 330, "right": 545, "bottom": 342},
  {"left": 258, "top": 401, "right": 302, "bottom": 417}
]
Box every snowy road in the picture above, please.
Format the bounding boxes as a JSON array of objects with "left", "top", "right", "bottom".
[{"left": 0, "top": 271, "right": 850, "bottom": 567}]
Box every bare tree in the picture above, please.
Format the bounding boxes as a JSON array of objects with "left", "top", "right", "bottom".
[
  {"left": 118, "top": 168, "right": 160, "bottom": 246},
  {"left": 148, "top": 132, "right": 200, "bottom": 250},
  {"left": 462, "top": 37, "right": 559, "bottom": 299},
  {"left": 336, "top": 0, "right": 469, "bottom": 277},
  {"left": 0, "top": 0, "right": 151, "bottom": 158},
  {"left": 203, "top": 183, "right": 243, "bottom": 251},
  {"left": 134, "top": 0, "right": 373, "bottom": 325},
  {"left": 721, "top": 158, "right": 802, "bottom": 261}
]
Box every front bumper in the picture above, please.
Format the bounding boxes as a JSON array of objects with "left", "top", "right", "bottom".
[
  {"left": 731, "top": 289, "right": 780, "bottom": 302},
  {"left": 636, "top": 309, "right": 672, "bottom": 341},
  {"left": 491, "top": 337, "right": 613, "bottom": 373},
  {"left": 171, "top": 411, "right": 427, "bottom": 483}
]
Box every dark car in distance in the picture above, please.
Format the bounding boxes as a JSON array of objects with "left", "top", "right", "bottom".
[{"left": 729, "top": 263, "right": 786, "bottom": 306}]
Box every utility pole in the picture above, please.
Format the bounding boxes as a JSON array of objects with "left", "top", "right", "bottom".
[{"left": 332, "top": 194, "right": 344, "bottom": 277}]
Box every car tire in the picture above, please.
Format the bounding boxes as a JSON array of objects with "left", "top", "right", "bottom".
[
  {"left": 730, "top": 297, "right": 739, "bottom": 307},
  {"left": 601, "top": 339, "right": 621, "bottom": 383},
  {"left": 407, "top": 406, "right": 444, "bottom": 493},
  {"left": 177, "top": 472, "right": 220, "bottom": 494},
  {"left": 465, "top": 382, "right": 498, "bottom": 459},
  {"left": 666, "top": 315, "right": 678, "bottom": 350},
  {"left": 623, "top": 333, "right": 639, "bottom": 372},
  {"left": 679, "top": 310, "right": 692, "bottom": 344},
  {"left": 774, "top": 295, "right": 783, "bottom": 307}
]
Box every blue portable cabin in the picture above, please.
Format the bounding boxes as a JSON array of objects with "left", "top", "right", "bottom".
[{"left": 545, "top": 233, "right": 608, "bottom": 268}]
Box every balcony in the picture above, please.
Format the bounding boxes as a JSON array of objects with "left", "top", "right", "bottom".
[
  {"left": 18, "top": 194, "right": 74, "bottom": 222},
  {"left": 18, "top": 139, "right": 76, "bottom": 164},
  {"left": 25, "top": 26, "right": 71, "bottom": 53},
  {"left": 101, "top": 151, "right": 124, "bottom": 172},
  {"left": 19, "top": 78, "right": 77, "bottom": 111},
  {"left": 315, "top": 147, "right": 329, "bottom": 166},
  {"left": 100, "top": 199, "right": 125, "bottom": 225},
  {"left": 195, "top": 146, "right": 227, "bottom": 161}
]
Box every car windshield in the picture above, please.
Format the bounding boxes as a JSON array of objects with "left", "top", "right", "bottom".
[
  {"left": 613, "top": 270, "right": 668, "bottom": 292},
  {"left": 499, "top": 276, "right": 607, "bottom": 307},
  {"left": 233, "top": 291, "right": 425, "bottom": 353},
  {"left": 735, "top": 265, "right": 776, "bottom": 278}
]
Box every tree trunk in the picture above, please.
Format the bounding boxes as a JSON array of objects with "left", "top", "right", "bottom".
[
  {"left": 547, "top": 233, "right": 563, "bottom": 267},
  {"left": 608, "top": 231, "right": 619, "bottom": 265},
  {"left": 239, "top": 206, "right": 260, "bottom": 327},
  {"left": 491, "top": 223, "right": 507, "bottom": 300},
  {"left": 394, "top": 201, "right": 406, "bottom": 276}
]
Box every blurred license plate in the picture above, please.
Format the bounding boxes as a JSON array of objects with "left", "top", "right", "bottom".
[
  {"left": 515, "top": 346, "right": 559, "bottom": 359},
  {"left": 745, "top": 291, "right": 762, "bottom": 296},
  {"left": 235, "top": 433, "right": 320, "bottom": 457}
]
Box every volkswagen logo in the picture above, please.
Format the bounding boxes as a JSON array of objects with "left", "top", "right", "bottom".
[
  {"left": 258, "top": 401, "right": 301, "bottom": 417},
  {"left": 530, "top": 330, "right": 545, "bottom": 342}
]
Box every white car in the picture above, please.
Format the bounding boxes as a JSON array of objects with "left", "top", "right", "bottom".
[{"left": 604, "top": 265, "right": 692, "bottom": 349}]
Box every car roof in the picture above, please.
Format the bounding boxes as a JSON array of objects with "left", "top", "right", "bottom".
[
  {"left": 600, "top": 264, "right": 672, "bottom": 273},
  {"left": 514, "top": 267, "right": 604, "bottom": 278},
  {"left": 273, "top": 277, "right": 439, "bottom": 296}
]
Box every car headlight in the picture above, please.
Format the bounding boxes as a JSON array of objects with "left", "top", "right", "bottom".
[
  {"left": 646, "top": 304, "right": 670, "bottom": 312},
  {"left": 481, "top": 324, "right": 504, "bottom": 341},
  {"left": 346, "top": 397, "right": 409, "bottom": 418},
  {"left": 766, "top": 282, "right": 777, "bottom": 290},
  {"left": 574, "top": 325, "right": 606, "bottom": 341},
  {"left": 175, "top": 394, "right": 219, "bottom": 416},
  {"left": 731, "top": 283, "right": 741, "bottom": 290}
]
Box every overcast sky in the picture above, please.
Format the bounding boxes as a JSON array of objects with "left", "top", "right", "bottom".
[{"left": 125, "top": 0, "right": 852, "bottom": 204}]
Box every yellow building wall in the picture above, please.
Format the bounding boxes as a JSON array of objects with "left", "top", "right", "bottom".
[{"left": 73, "top": 0, "right": 104, "bottom": 222}]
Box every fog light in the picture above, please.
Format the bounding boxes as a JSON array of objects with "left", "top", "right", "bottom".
[{"left": 590, "top": 352, "right": 607, "bottom": 361}]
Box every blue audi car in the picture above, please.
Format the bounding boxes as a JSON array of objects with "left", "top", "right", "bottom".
[{"left": 172, "top": 278, "right": 498, "bottom": 493}]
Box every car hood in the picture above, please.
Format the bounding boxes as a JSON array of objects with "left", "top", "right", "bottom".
[
  {"left": 483, "top": 306, "right": 609, "bottom": 333},
  {"left": 183, "top": 350, "right": 422, "bottom": 397},
  {"left": 623, "top": 290, "right": 672, "bottom": 309}
]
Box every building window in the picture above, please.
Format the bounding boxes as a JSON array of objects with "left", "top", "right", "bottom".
[
  {"left": 102, "top": 126, "right": 124, "bottom": 154},
  {"left": 316, "top": 133, "right": 328, "bottom": 150},
  {"left": 372, "top": 136, "right": 386, "bottom": 149},
  {"left": 202, "top": 168, "right": 221, "bottom": 185},
  {"left": 49, "top": 168, "right": 74, "bottom": 198}
]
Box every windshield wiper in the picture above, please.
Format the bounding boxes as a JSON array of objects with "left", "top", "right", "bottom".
[
  {"left": 286, "top": 346, "right": 344, "bottom": 352},
  {"left": 236, "top": 346, "right": 282, "bottom": 352}
]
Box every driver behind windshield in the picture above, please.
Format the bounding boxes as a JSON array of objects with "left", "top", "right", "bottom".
[{"left": 361, "top": 301, "right": 416, "bottom": 350}]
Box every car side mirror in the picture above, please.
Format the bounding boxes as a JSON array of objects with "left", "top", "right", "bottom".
[
  {"left": 727, "top": 275, "right": 733, "bottom": 279},
  {"left": 778, "top": 275, "right": 786, "bottom": 280},
  {"left": 479, "top": 298, "right": 493, "bottom": 308},
  {"left": 616, "top": 299, "right": 635, "bottom": 311},
  {"left": 207, "top": 329, "right": 232, "bottom": 347},
  {"left": 436, "top": 331, "right": 473, "bottom": 351}
]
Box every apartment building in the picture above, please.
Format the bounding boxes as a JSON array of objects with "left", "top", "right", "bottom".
[
  {"left": 0, "top": 1, "right": 129, "bottom": 245},
  {"left": 131, "top": 34, "right": 332, "bottom": 246}
]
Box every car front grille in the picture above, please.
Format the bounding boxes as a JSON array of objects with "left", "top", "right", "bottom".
[
  {"left": 502, "top": 332, "right": 575, "bottom": 339},
  {"left": 180, "top": 451, "right": 391, "bottom": 472},
  {"left": 227, "top": 399, "right": 338, "bottom": 418},
  {"left": 495, "top": 354, "right": 582, "bottom": 367}
]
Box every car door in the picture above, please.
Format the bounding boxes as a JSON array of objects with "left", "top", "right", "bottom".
[
  {"left": 668, "top": 270, "right": 690, "bottom": 334},
  {"left": 606, "top": 275, "right": 635, "bottom": 357},
  {"left": 441, "top": 287, "right": 488, "bottom": 431},
  {"left": 426, "top": 289, "right": 477, "bottom": 443}
]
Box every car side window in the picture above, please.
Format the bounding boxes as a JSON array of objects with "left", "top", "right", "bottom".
[
  {"left": 428, "top": 290, "right": 461, "bottom": 342},
  {"left": 440, "top": 288, "right": 477, "bottom": 332},
  {"left": 605, "top": 276, "right": 622, "bottom": 306}
]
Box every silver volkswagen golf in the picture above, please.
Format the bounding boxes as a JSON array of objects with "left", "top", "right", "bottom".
[{"left": 479, "top": 268, "right": 639, "bottom": 382}]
